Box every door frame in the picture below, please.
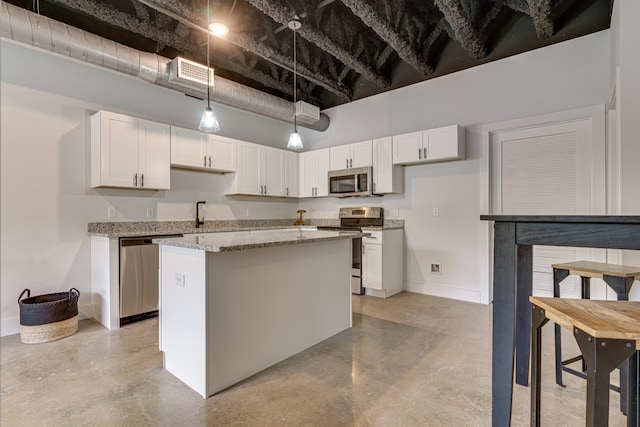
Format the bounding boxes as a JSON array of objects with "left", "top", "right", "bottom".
[{"left": 479, "top": 105, "right": 606, "bottom": 304}]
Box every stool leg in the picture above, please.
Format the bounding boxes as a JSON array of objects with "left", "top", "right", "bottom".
[
  {"left": 553, "top": 268, "right": 569, "bottom": 388},
  {"left": 628, "top": 351, "right": 639, "bottom": 427},
  {"left": 574, "top": 328, "right": 636, "bottom": 427},
  {"left": 531, "top": 304, "right": 549, "bottom": 427},
  {"left": 580, "top": 276, "right": 590, "bottom": 374},
  {"left": 602, "top": 275, "right": 634, "bottom": 415}
]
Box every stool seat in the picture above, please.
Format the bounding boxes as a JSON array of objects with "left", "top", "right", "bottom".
[
  {"left": 529, "top": 296, "right": 640, "bottom": 427},
  {"left": 531, "top": 297, "right": 640, "bottom": 348},
  {"left": 552, "top": 260, "right": 640, "bottom": 281}
]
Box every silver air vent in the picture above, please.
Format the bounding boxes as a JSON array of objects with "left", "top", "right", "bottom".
[{"left": 168, "top": 57, "right": 214, "bottom": 89}]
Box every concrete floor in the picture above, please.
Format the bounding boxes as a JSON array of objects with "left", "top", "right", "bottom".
[{"left": 1, "top": 292, "right": 627, "bottom": 426}]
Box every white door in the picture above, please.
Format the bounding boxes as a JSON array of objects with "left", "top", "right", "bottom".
[
  {"left": 329, "top": 145, "right": 351, "bottom": 170},
  {"left": 100, "top": 112, "right": 138, "bottom": 188},
  {"left": 236, "top": 142, "right": 262, "bottom": 195},
  {"left": 208, "top": 135, "right": 236, "bottom": 172},
  {"left": 392, "top": 131, "right": 422, "bottom": 165},
  {"left": 350, "top": 140, "right": 373, "bottom": 168},
  {"left": 138, "top": 119, "right": 170, "bottom": 190},
  {"left": 491, "top": 110, "right": 606, "bottom": 298},
  {"left": 170, "top": 126, "right": 207, "bottom": 169},
  {"left": 264, "top": 147, "right": 286, "bottom": 196},
  {"left": 315, "top": 148, "right": 330, "bottom": 197}
]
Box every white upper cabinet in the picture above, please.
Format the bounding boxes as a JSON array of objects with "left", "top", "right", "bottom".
[
  {"left": 284, "top": 151, "right": 299, "bottom": 198},
  {"left": 170, "top": 126, "right": 236, "bottom": 173},
  {"left": 225, "top": 141, "right": 287, "bottom": 196},
  {"left": 299, "top": 148, "right": 330, "bottom": 198},
  {"left": 91, "top": 111, "right": 170, "bottom": 190},
  {"left": 330, "top": 140, "right": 372, "bottom": 170},
  {"left": 392, "top": 124, "right": 465, "bottom": 165},
  {"left": 372, "top": 137, "right": 403, "bottom": 194}
]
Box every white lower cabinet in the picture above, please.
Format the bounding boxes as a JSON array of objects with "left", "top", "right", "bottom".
[
  {"left": 362, "top": 229, "right": 404, "bottom": 298},
  {"left": 225, "top": 141, "right": 286, "bottom": 196},
  {"left": 91, "top": 111, "right": 171, "bottom": 190}
]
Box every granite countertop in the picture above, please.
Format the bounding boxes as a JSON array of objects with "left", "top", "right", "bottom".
[
  {"left": 88, "top": 219, "right": 405, "bottom": 238},
  {"left": 152, "top": 228, "right": 362, "bottom": 252}
]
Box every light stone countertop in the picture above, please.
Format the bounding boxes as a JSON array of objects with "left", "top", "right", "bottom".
[
  {"left": 87, "top": 219, "right": 404, "bottom": 238},
  {"left": 152, "top": 228, "right": 363, "bottom": 252}
]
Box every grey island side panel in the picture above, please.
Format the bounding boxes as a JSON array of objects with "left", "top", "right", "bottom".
[{"left": 152, "top": 229, "right": 362, "bottom": 253}]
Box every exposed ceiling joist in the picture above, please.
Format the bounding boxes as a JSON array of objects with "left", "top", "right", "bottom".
[
  {"left": 527, "top": 0, "right": 554, "bottom": 38},
  {"left": 434, "top": 0, "right": 487, "bottom": 59}
]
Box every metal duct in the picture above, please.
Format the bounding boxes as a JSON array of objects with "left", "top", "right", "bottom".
[{"left": 0, "top": 1, "right": 330, "bottom": 132}]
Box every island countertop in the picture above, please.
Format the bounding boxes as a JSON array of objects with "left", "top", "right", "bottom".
[{"left": 152, "top": 228, "right": 363, "bottom": 252}]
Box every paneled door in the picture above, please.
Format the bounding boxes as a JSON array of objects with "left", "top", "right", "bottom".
[{"left": 490, "top": 107, "right": 606, "bottom": 298}]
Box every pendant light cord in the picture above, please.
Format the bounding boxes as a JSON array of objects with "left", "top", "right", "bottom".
[
  {"left": 293, "top": 24, "right": 297, "bottom": 132},
  {"left": 206, "top": 0, "right": 211, "bottom": 109}
]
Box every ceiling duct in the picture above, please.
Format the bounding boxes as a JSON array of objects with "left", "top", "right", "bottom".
[
  {"left": 295, "top": 101, "right": 320, "bottom": 126},
  {"left": 0, "top": 1, "right": 330, "bottom": 132}
]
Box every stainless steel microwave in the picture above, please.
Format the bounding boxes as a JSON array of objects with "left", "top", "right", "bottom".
[{"left": 328, "top": 166, "right": 373, "bottom": 197}]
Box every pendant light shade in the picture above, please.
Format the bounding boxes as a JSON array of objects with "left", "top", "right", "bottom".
[
  {"left": 199, "top": 106, "right": 220, "bottom": 132},
  {"left": 286, "top": 18, "right": 302, "bottom": 150},
  {"left": 287, "top": 130, "right": 303, "bottom": 150},
  {"left": 200, "top": 0, "right": 220, "bottom": 133}
]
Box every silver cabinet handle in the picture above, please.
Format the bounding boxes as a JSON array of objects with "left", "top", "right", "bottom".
[
  {"left": 133, "top": 173, "right": 138, "bottom": 187},
  {"left": 373, "top": 182, "right": 376, "bottom": 193},
  {"left": 350, "top": 158, "right": 353, "bottom": 168},
  {"left": 264, "top": 185, "right": 267, "bottom": 195},
  {"left": 204, "top": 155, "right": 207, "bottom": 167},
  {"left": 346, "top": 158, "right": 349, "bottom": 168},
  {"left": 423, "top": 147, "right": 427, "bottom": 159},
  {"left": 286, "top": 187, "right": 289, "bottom": 196},
  {"left": 260, "top": 185, "right": 264, "bottom": 195},
  {"left": 141, "top": 174, "right": 144, "bottom": 187},
  {"left": 418, "top": 147, "right": 422, "bottom": 160},
  {"left": 208, "top": 156, "right": 212, "bottom": 167}
]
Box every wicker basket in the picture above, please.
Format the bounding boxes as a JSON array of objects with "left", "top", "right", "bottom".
[{"left": 18, "top": 288, "right": 80, "bottom": 344}]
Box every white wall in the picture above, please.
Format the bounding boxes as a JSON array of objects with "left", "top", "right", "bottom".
[
  {"left": 300, "top": 30, "right": 611, "bottom": 304},
  {"left": 0, "top": 28, "right": 613, "bottom": 335},
  {"left": 611, "top": 0, "right": 640, "bottom": 300}
]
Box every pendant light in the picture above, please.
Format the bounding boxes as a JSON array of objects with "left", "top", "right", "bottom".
[
  {"left": 199, "top": 0, "right": 220, "bottom": 133},
  {"left": 287, "top": 18, "right": 303, "bottom": 150}
]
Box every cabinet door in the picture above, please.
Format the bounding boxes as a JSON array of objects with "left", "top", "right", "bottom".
[
  {"left": 350, "top": 140, "right": 373, "bottom": 168},
  {"left": 373, "top": 136, "right": 402, "bottom": 194},
  {"left": 299, "top": 151, "right": 317, "bottom": 198},
  {"left": 284, "top": 151, "right": 299, "bottom": 197},
  {"left": 362, "top": 243, "right": 383, "bottom": 290},
  {"left": 207, "top": 134, "right": 236, "bottom": 172},
  {"left": 424, "top": 125, "right": 465, "bottom": 161},
  {"left": 392, "top": 131, "right": 423, "bottom": 165},
  {"left": 329, "top": 145, "right": 351, "bottom": 170},
  {"left": 138, "top": 119, "right": 171, "bottom": 190},
  {"left": 315, "top": 148, "right": 330, "bottom": 197},
  {"left": 236, "top": 142, "right": 262, "bottom": 195},
  {"left": 170, "top": 126, "right": 207, "bottom": 169},
  {"left": 93, "top": 111, "right": 139, "bottom": 188},
  {"left": 264, "top": 147, "right": 286, "bottom": 196}
]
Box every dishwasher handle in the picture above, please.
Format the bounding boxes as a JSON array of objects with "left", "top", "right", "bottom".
[{"left": 121, "top": 239, "right": 154, "bottom": 247}]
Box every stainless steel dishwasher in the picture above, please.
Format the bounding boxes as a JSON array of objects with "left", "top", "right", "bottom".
[{"left": 119, "top": 237, "right": 165, "bottom": 325}]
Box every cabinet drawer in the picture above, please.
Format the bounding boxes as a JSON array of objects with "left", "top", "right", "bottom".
[{"left": 362, "top": 231, "right": 382, "bottom": 244}]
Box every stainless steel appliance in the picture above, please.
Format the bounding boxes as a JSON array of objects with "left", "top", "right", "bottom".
[
  {"left": 319, "top": 207, "right": 384, "bottom": 294},
  {"left": 119, "top": 235, "right": 179, "bottom": 325},
  {"left": 328, "top": 166, "right": 374, "bottom": 198}
]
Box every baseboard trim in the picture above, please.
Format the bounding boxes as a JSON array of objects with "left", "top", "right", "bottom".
[{"left": 404, "top": 280, "right": 483, "bottom": 304}]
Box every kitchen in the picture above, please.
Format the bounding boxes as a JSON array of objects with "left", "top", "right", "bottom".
[{"left": 2, "top": 0, "right": 640, "bottom": 424}]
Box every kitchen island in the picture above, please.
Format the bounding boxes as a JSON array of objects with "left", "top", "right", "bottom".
[{"left": 153, "top": 228, "right": 359, "bottom": 397}]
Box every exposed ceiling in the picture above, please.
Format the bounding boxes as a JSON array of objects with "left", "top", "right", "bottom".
[{"left": 4, "top": 0, "right": 611, "bottom": 111}]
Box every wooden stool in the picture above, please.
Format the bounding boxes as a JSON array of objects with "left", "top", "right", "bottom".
[
  {"left": 530, "top": 297, "right": 640, "bottom": 427},
  {"left": 552, "top": 261, "right": 640, "bottom": 413}
]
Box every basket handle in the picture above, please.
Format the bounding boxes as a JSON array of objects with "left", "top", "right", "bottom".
[
  {"left": 18, "top": 288, "right": 30, "bottom": 303},
  {"left": 69, "top": 288, "right": 80, "bottom": 302}
]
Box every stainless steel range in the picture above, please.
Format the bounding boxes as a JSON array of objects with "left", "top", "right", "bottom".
[{"left": 319, "top": 207, "right": 384, "bottom": 295}]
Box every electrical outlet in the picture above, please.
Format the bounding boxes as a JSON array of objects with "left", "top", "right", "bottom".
[
  {"left": 175, "top": 273, "right": 185, "bottom": 287},
  {"left": 107, "top": 207, "right": 116, "bottom": 218},
  {"left": 146, "top": 208, "right": 154, "bottom": 218},
  {"left": 392, "top": 208, "right": 399, "bottom": 218},
  {"left": 432, "top": 207, "right": 439, "bottom": 217},
  {"left": 430, "top": 263, "right": 441, "bottom": 275}
]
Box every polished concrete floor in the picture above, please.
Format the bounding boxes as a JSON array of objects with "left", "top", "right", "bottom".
[{"left": 1, "top": 292, "right": 627, "bottom": 426}]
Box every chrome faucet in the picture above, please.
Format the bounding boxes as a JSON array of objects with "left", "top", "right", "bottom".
[{"left": 195, "top": 201, "right": 206, "bottom": 228}]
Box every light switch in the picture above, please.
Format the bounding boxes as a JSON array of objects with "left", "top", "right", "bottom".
[
  {"left": 432, "top": 207, "right": 439, "bottom": 217},
  {"left": 146, "top": 208, "right": 154, "bottom": 218},
  {"left": 107, "top": 207, "right": 116, "bottom": 218}
]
